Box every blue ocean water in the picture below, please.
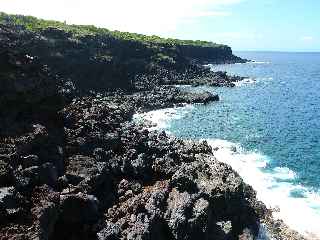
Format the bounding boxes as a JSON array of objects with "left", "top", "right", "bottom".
[
  {"left": 173, "top": 52, "right": 320, "bottom": 189},
  {"left": 136, "top": 52, "right": 320, "bottom": 237}
]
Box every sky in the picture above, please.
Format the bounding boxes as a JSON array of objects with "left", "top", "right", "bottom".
[{"left": 0, "top": 0, "right": 319, "bottom": 51}]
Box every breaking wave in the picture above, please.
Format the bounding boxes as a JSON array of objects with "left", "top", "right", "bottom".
[{"left": 135, "top": 106, "right": 320, "bottom": 239}]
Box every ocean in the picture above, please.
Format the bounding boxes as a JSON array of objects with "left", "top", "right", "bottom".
[{"left": 135, "top": 52, "right": 320, "bottom": 238}]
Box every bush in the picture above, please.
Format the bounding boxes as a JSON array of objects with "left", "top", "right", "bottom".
[{"left": 0, "top": 12, "right": 226, "bottom": 49}]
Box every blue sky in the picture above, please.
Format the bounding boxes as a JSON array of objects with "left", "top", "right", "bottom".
[
  {"left": 1, "top": 0, "right": 319, "bottom": 51},
  {"left": 171, "top": 0, "right": 320, "bottom": 51}
]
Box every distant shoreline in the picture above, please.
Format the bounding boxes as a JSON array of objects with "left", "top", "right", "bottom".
[{"left": 0, "top": 13, "right": 309, "bottom": 240}]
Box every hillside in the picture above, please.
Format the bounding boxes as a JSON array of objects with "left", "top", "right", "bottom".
[
  {"left": 0, "top": 12, "right": 245, "bottom": 91},
  {"left": 0, "top": 13, "right": 298, "bottom": 240}
]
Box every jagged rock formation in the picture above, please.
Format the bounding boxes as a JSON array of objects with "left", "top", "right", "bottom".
[
  {"left": 0, "top": 12, "right": 246, "bottom": 92},
  {"left": 0, "top": 93, "right": 266, "bottom": 239},
  {"left": 0, "top": 15, "right": 306, "bottom": 240}
]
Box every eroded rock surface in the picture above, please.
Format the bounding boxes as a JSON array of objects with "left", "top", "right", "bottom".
[
  {"left": 0, "top": 94, "right": 266, "bottom": 239},
  {"left": 0, "top": 22, "right": 306, "bottom": 240}
]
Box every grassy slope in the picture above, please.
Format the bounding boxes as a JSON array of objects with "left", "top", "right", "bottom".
[
  {"left": 0, "top": 12, "right": 242, "bottom": 91},
  {"left": 0, "top": 12, "right": 226, "bottom": 48}
]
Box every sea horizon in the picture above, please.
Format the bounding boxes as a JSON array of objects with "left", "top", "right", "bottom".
[
  {"left": 234, "top": 50, "right": 320, "bottom": 53},
  {"left": 136, "top": 51, "right": 320, "bottom": 238}
]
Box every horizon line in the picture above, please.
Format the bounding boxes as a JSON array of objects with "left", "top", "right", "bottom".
[{"left": 234, "top": 50, "right": 320, "bottom": 53}]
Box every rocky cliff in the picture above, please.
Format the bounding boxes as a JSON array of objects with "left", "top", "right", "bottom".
[
  {"left": 0, "top": 12, "right": 245, "bottom": 92},
  {"left": 0, "top": 14, "right": 305, "bottom": 240}
]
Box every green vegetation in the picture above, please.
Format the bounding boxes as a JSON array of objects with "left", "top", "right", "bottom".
[
  {"left": 153, "top": 53, "right": 176, "bottom": 65},
  {"left": 0, "top": 12, "right": 239, "bottom": 90},
  {"left": 0, "top": 12, "right": 226, "bottom": 48}
]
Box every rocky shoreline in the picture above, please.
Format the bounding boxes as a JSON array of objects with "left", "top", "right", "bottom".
[
  {"left": 133, "top": 104, "right": 311, "bottom": 240},
  {"left": 0, "top": 18, "right": 308, "bottom": 240}
]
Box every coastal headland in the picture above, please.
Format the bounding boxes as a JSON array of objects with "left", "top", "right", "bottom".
[{"left": 0, "top": 13, "right": 307, "bottom": 240}]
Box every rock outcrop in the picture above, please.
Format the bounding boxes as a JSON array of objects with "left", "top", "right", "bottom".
[
  {"left": 0, "top": 17, "right": 306, "bottom": 240},
  {"left": 0, "top": 12, "right": 247, "bottom": 92},
  {"left": 0, "top": 90, "right": 265, "bottom": 239}
]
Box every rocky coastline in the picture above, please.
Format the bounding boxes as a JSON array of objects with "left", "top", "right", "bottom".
[{"left": 0, "top": 16, "right": 307, "bottom": 240}]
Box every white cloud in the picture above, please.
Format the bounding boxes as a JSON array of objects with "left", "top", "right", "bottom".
[
  {"left": 205, "top": 31, "right": 263, "bottom": 47},
  {"left": 301, "top": 36, "right": 314, "bottom": 41},
  {"left": 211, "top": 31, "right": 263, "bottom": 40},
  {"left": 0, "top": 0, "right": 242, "bottom": 35},
  {"left": 190, "top": 11, "right": 232, "bottom": 17}
]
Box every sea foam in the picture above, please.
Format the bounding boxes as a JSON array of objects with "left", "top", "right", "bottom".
[
  {"left": 250, "top": 61, "right": 271, "bottom": 64},
  {"left": 234, "top": 78, "right": 256, "bottom": 87},
  {"left": 206, "top": 139, "right": 320, "bottom": 239},
  {"left": 135, "top": 105, "right": 320, "bottom": 239},
  {"left": 133, "top": 105, "right": 194, "bottom": 132}
]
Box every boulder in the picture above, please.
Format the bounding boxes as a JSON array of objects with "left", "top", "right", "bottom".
[
  {"left": 21, "top": 155, "right": 40, "bottom": 168},
  {"left": 0, "top": 160, "right": 14, "bottom": 187},
  {"left": 39, "top": 162, "right": 58, "bottom": 187},
  {"left": 30, "top": 185, "right": 60, "bottom": 240},
  {"left": 65, "top": 155, "right": 100, "bottom": 185},
  {"left": 0, "top": 187, "right": 24, "bottom": 222},
  {"left": 59, "top": 193, "right": 100, "bottom": 225},
  {"left": 174, "top": 91, "right": 219, "bottom": 104}
]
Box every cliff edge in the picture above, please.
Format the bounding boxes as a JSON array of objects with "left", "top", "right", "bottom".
[{"left": 0, "top": 14, "right": 305, "bottom": 240}]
